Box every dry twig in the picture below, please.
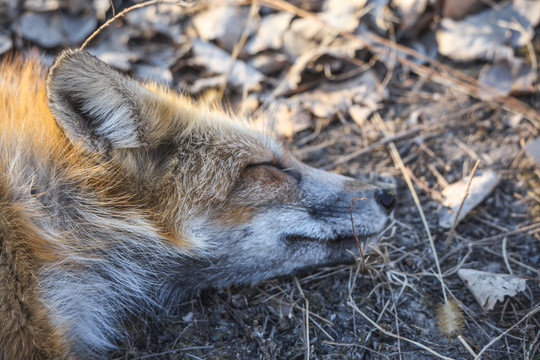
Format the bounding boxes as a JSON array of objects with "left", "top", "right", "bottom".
[{"left": 80, "top": 0, "right": 192, "bottom": 51}]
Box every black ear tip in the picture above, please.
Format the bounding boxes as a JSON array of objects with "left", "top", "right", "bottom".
[{"left": 376, "top": 189, "right": 396, "bottom": 212}]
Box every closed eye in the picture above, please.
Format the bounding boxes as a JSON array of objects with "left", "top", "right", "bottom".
[
  {"left": 246, "top": 162, "right": 302, "bottom": 182},
  {"left": 246, "top": 161, "right": 283, "bottom": 170}
]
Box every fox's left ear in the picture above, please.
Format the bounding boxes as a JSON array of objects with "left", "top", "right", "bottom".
[{"left": 47, "top": 49, "right": 159, "bottom": 153}]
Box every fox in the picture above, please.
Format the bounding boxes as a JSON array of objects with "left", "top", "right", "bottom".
[{"left": 0, "top": 49, "right": 395, "bottom": 359}]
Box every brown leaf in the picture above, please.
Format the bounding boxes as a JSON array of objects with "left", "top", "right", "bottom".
[
  {"left": 437, "top": 0, "right": 540, "bottom": 62},
  {"left": 246, "top": 12, "right": 294, "bottom": 55},
  {"left": 297, "top": 71, "right": 386, "bottom": 119},
  {"left": 478, "top": 59, "right": 537, "bottom": 100},
  {"left": 438, "top": 170, "right": 499, "bottom": 228},
  {"left": 458, "top": 269, "right": 527, "bottom": 311},
  {"left": 190, "top": 39, "right": 264, "bottom": 91},
  {"left": 192, "top": 3, "right": 250, "bottom": 53},
  {"left": 525, "top": 137, "right": 540, "bottom": 168}
]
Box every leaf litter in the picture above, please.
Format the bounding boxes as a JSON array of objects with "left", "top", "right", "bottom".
[{"left": 2, "top": 0, "right": 540, "bottom": 358}]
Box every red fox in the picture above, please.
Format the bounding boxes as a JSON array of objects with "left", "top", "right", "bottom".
[{"left": 0, "top": 50, "right": 395, "bottom": 359}]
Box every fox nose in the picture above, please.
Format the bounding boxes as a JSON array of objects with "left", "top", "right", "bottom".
[{"left": 375, "top": 189, "right": 396, "bottom": 212}]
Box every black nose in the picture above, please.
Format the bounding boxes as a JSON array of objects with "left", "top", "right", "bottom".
[{"left": 376, "top": 189, "right": 396, "bottom": 212}]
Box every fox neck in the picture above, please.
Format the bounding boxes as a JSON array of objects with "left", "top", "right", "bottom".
[{"left": 25, "top": 161, "right": 185, "bottom": 355}]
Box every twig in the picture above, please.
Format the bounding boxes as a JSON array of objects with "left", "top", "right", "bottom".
[
  {"left": 80, "top": 0, "right": 192, "bottom": 51},
  {"left": 444, "top": 160, "right": 480, "bottom": 250},
  {"left": 109, "top": 0, "right": 116, "bottom": 17}
]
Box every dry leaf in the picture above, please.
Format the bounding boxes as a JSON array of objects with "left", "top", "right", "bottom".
[
  {"left": 525, "top": 137, "right": 540, "bottom": 168},
  {"left": 21, "top": 11, "right": 96, "bottom": 48},
  {"left": 442, "top": 0, "right": 484, "bottom": 20},
  {"left": 393, "top": 0, "right": 428, "bottom": 34},
  {"left": 478, "top": 59, "right": 537, "bottom": 99},
  {"left": 438, "top": 170, "right": 499, "bottom": 228},
  {"left": 88, "top": 26, "right": 139, "bottom": 71},
  {"left": 62, "top": 12, "right": 97, "bottom": 45},
  {"left": 321, "top": 0, "right": 367, "bottom": 32},
  {"left": 260, "top": 101, "right": 312, "bottom": 138},
  {"left": 24, "top": 0, "right": 61, "bottom": 11},
  {"left": 458, "top": 269, "right": 527, "bottom": 310},
  {"left": 349, "top": 105, "right": 371, "bottom": 126},
  {"left": 21, "top": 12, "right": 64, "bottom": 48},
  {"left": 285, "top": 39, "right": 365, "bottom": 92},
  {"left": 246, "top": 12, "right": 293, "bottom": 55},
  {"left": 437, "top": 0, "right": 540, "bottom": 62},
  {"left": 126, "top": 4, "right": 185, "bottom": 43},
  {"left": 249, "top": 52, "right": 289, "bottom": 75},
  {"left": 282, "top": 0, "right": 366, "bottom": 59},
  {"left": 0, "top": 30, "right": 12, "bottom": 55},
  {"left": 192, "top": 4, "right": 250, "bottom": 52},
  {"left": 297, "top": 71, "right": 386, "bottom": 119},
  {"left": 190, "top": 39, "right": 264, "bottom": 91}
]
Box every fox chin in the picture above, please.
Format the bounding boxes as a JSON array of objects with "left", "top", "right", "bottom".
[{"left": 0, "top": 49, "right": 395, "bottom": 359}]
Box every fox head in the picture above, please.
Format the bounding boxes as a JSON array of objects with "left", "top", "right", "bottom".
[{"left": 46, "top": 50, "right": 395, "bottom": 292}]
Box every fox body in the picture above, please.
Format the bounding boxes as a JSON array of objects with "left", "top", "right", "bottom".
[{"left": 0, "top": 50, "right": 394, "bottom": 359}]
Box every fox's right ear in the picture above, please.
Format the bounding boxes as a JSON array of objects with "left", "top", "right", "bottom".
[{"left": 46, "top": 50, "right": 158, "bottom": 153}]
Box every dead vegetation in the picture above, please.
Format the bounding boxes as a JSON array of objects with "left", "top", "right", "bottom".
[{"left": 1, "top": 0, "right": 540, "bottom": 358}]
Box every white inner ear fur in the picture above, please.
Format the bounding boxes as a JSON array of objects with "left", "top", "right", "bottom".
[{"left": 46, "top": 50, "right": 154, "bottom": 151}]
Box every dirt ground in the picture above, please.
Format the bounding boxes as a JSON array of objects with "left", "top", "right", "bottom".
[{"left": 1, "top": 0, "right": 539, "bottom": 359}]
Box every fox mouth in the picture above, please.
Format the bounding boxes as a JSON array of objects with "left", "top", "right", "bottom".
[
  {"left": 285, "top": 234, "right": 356, "bottom": 244},
  {"left": 284, "top": 232, "right": 379, "bottom": 245}
]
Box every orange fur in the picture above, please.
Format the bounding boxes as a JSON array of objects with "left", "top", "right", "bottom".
[{"left": 0, "top": 177, "right": 69, "bottom": 359}]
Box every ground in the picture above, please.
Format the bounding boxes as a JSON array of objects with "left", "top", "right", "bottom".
[{"left": 1, "top": 0, "right": 539, "bottom": 359}]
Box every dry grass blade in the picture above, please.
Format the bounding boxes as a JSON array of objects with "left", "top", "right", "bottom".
[
  {"left": 109, "top": 0, "right": 116, "bottom": 17},
  {"left": 349, "top": 198, "right": 367, "bottom": 273},
  {"left": 80, "top": 0, "right": 192, "bottom": 51},
  {"left": 347, "top": 298, "right": 456, "bottom": 360},
  {"left": 457, "top": 335, "right": 478, "bottom": 358},
  {"left": 444, "top": 160, "right": 480, "bottom": 250},
  {"left": 372, "top": 113, "right": 447, "bottom": 303},
  {"left": 474, "top": 304, "right": 540, "bottom": 359},
  {"left": 294, "top": 277, "right": 310, "bottom": 360}
]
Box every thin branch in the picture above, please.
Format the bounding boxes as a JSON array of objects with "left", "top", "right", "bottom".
[{"left": 80, "top": 0, "right": 192, "bottom": 51}]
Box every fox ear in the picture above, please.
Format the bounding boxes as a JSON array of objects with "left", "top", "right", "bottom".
[{"left": 46, "top": 50, "right": 154, "bottom": 152}]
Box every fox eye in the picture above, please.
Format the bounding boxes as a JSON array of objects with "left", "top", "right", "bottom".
[
  {"left": 246, "top": 162, "right": 301, "bottom": 182},
  {"left": 246, "top": 161, "right": 283, "bottom": 170}
]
